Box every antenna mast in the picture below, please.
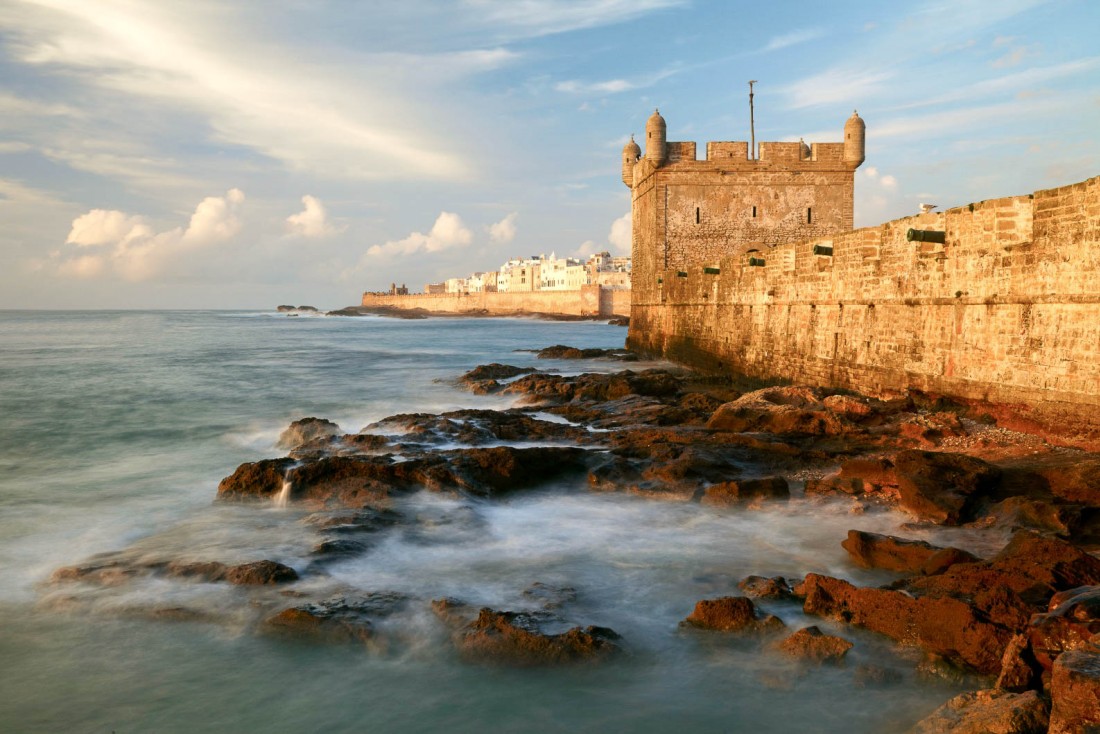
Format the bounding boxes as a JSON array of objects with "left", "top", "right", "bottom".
[{"left": 748, "top": 80, "right": 758, "bottom": 160}]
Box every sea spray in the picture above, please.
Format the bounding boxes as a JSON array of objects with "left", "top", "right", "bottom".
[{"left": 273, "top": 479, "right": 292, "bottom": 509}]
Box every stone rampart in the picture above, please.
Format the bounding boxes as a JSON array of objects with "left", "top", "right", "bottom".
[
  {"left": 627, "top": 175, "right": 1100, "bottom": 445},
  {"left": 361, "top": 285, "right": 630, "bottom": 319}
]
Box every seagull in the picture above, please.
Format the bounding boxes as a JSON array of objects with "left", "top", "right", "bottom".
[{"left": 919, "top": 203, "right": 937, "bottom": 213}]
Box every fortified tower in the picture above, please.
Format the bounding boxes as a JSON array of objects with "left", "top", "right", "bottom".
[{"left": 622, "top": 109, "right": 865, "bottom": 303}]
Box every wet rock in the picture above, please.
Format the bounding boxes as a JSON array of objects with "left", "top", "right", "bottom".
[
  {"left": 281, "top": 455, "right": 420, "bottom": 508},
  {"left": 775, "top": 626, "right": 853, "bottom": 663},
  {"left": 264, "top": 592, "right": 406, "bottom": 645},
  {"left": 366, "top": 409, "right": 589, "bottom": 446},
  {"left": 522, "top": 582, "right": 578, "bottom": 610},
  {"left": 1028, "top": 455, "right": 1100, "bottom": 507},
  {"left": 892, "top": 449, "right": 1001, "bottom": 525},
  {"left": 984, "top": 496, "right": 1083, "bottom": 537},
  {"left": 310, "top": 538, "right": 370, "bottom": 558},
  {"left": 461, "top": 363, "right": 536, "bottom": 383},
  {"left": 454, "top": 608, "right": 621, "bottom": 666},
  {"left": 163, "top": 561, "right": 230, "bottom": 582},
  {"left": 700, "top": 477, "right": 790, "bottom": 506},
  {"left": 907, "top": 689, "right": 1049, "bottom": 734},
  {"left": 300, "top": 507, "right": 403, "bottom": 532},
  {"left": 898, "top": 412, "right": 967, "bottom": 447},
  {"left": 216, "top": 457, "right": 298, "bottom": 502},
  {"left": 800, "top": 573, "right": 1011, "bottom": 674},
  {"left": 427, "top": 446, "right": 590, "bottom": 498},
  {"left": 1030, "top": 586, "right": 1100, "bottom": 672},
  {"left": 738, "top": 575, "right": 795, "bottom": 600},
  {"left": 50, "top": 559, "right": 144, "bottom": 586},
  {"left": 224, "top": 560, "right": 298, "bottom": 585},
  {"left": 431, "top": 597, "right": 479, "bottom": 628},
  {"left": 681, "top": 596, "right": 786, "bottom": 634},
  {"left": 588, "top": 430, "right": 743, "bottom": 501},
  {"left": 840, "top": 529, "right": 979, "bottom": 575},
  {"left": 276, "top": 417, "right": 341, "bottom": 451},
  {"left": 996, "top": 634, "right": 1043, "bottom": 693},
  {"left": 1049, "top": 647, "right": 1100, "bottom": 734},
  {"left": 534, "top": 345, "right": 637, "bottom": 361},
  {"left": 854, "top": 664, "right": 904, "bottom": 687},
  {"left": 502, "top": 369, "right": 682, "bottom": 406}
]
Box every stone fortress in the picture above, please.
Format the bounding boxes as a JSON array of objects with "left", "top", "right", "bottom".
[{"left": 623, "top": 109, "right": 1100, "bottom": 446}]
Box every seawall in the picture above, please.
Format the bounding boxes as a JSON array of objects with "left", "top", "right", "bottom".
[
  {"left": 627, "top": 175, "right": 1100, "bottom": 445},
  {"left": 361, "top": 285, "right": 630, "bottom": 319}
]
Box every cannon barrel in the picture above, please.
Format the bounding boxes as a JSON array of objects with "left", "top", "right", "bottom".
[{"left": 907, "top": 228, "right": 946, "bottom": 244}]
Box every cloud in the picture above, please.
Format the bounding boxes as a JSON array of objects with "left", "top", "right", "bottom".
[
  {"left": 781, "top": 67, "right": 893, "bottom": 109},
  {"left": 462, "top": 0, "right": 686, "bottom": 38},
  {"left": 286, "top": 195, "right": 340, "bottom": 238},
  {"left": 608, "top": 212, "right": 631, "bottom": 255},
  {"left": 488, "top": 212, "right": 518, "bottom": 243},
  {"left": 762, "top": 28, "right": 824, "bottom": 52},
  {"left": 863, "top": 167, "right": 897, "bottom": 189},
  {"left": 58, "top": 189, "right": 245, "bottom": 281},
  {"left": 366, "top": 212, "right": 473, "bottom": 258},
  {"left": 554, "top": 64, "right": 682, "bottom": 96}
]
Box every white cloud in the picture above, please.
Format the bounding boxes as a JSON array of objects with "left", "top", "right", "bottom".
[
  {"left": 879, "top": 174, "right": 897, "bottom": 189},
  {"left": 286, "top": 195, "right": 340, "bottom": 238},
  {"left": 366, "top": 212, "right": 473, "bottom": 258},
  {"left": 781, "top": 67, "right": 893, "bottom": 109},
  {"left": 608, "top": 212, "right": 631, "bottom": 255},
  {"left": 488, "top": 212, "right": 518, "bottom": 243},
  {"left": 58, "top": 189, "right": 245, "bottom": 281},
  {"left": 763, "top": 28, "right": 824, "bottom": 52},
  {"left": 462, "top": 0, "right": 686, "bottom": 38}
]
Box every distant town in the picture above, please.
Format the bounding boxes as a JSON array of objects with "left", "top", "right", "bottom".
[{"left": 373, "top": 251, "right": 631, "bottom": 297}]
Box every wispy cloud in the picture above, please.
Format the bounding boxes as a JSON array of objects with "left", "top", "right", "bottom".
[
  {"left": 554, "top": 65, "right": 682, "bottom": 95},
  {"left": 462, "top": 0, "right": 687, "bottom": 38},
  {"left": 781, "top": 67, "right": 893, "bottom": 109},
  {"left": 763, "top": 28, "right": 824, "bottom": 52}
]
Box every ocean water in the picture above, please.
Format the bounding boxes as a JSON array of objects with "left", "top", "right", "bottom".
[{"left": 0, "top": 311, "right": 995, "bottom": 733}]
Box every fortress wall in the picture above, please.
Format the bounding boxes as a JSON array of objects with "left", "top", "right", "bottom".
[
  {"left": 627, "top": 175, "right": 1100, "bottom": 444},
  {"left": 360, "top": 285, "right": 630, "bottom": 318}
]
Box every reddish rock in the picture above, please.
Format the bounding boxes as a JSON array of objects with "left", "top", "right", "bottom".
[
  {"left": 215, "top": 457, "right": 297, "bottom": 502},
  {"left": 454, "top": 609, "right": 621, "bottom": 666},
  {"left": 276, "top": 417, "right": 340, "bottom": 451},
  {"left": 681, "top": 596, "right": 785, "bottom": 634},
  {"left": 805, "top": 457, "right": 897, "bottom": 498},
  {"left": 892, "top": 449, "right": 1001, "bottom": 525},
  {"left": 907, "top": 689, "right": 1049, "bottom": 734},
  {"left": 223, "top": 560, "right": 298, "bottom": 585},
  {"left": 840, "top": 529, "right": 978, "bottom": 575},
  {"left": 431, "top": 446, "right": 590, "bottom": 497},
  {"left": 1032, "top": 456, "right": 1100, "bottom": 507},
  {"left": 1030, "top": 586, "right": 1100, "bottom": 672},
  {"left": 707, "top": 386, "right": 855, "bottom": 436},
  {"left": 800, "top": 573, "right": 1011, "bottom": 674},
  {"left": 164, "top": 561, "right": 229, "bottom": 582},
  {"left": 264, "top": 593, "right": 406, "bottom": 645},
  {"left": 986, "top": 496, "right": 1083, "bottom": 537},
  {"left": 775, "top": 626, "right": 853, "bottom": 663},
  {"left": 700, "top": 477, "right": 790, "bottom": 506},
  {"left": 996, "top": 634, "right": 1043, "bottom": 693},
  {"left": 1049, "top": 647, "right": 1100, "bottom": 734}
]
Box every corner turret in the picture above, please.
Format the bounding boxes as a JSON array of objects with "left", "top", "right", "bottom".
[
  {"left": 645, "top": 109, "right": 667, "bottom": 167},
  {"left": 622, "top": 135, "right": 641, "bottom": 187},
  {"left": 844, "top": 110, "right": 865, "bottom": 168}
]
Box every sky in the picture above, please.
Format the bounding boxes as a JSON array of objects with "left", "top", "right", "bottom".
[{"left": 1, "top": 0, "right": 1097, "bottom": 309}]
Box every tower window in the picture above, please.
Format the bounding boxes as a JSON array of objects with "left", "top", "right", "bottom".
[
  {"left": 695, "top": 207, "right": 700, "bottom": 224},
  {"left": 807, "top": 208, "right": 812, "bottom": 224},
  {"left": 752, "top": 206, "right": 757, "bottom": 218}
]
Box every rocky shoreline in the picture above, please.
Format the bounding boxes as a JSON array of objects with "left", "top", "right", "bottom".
[{"left": 46, "top": 346, "right": 1100, "bottom": 732}]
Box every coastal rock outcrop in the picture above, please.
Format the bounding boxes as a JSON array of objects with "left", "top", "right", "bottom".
[
  {"left": 264, "top": 592, "right": 407, "bottom": 646},
  {"left": 453, "top": 608, "right": 622, "bottom": 666},
  {"left": 774, "top": 626, "right": 853, "bottom": 663},
  {"left": 681, "top": 596, "right": 785, "bottom": 634},
  {"left": 907, "top": 689, "right": 1049, "bottom": 734},
  {"left": 1049, "top": 646, "right": 1100, "bottom": 734},
  {"left": 892, "top": 449, "right": 1001, "bottom": 525},
  {"left": 276, "top": 417, "right": 341, "bottom": 450},
  {"left": 840, "top": 529, "right": 978, "bottom": 575}
]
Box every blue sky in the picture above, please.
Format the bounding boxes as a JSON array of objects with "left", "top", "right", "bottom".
[{"left": 1, "top": 0, "right": 1097, "bottom": 309}]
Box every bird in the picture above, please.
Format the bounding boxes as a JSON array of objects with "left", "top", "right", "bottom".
[{"left": 919, "top": 203, "right": 937, "bottom": 214}]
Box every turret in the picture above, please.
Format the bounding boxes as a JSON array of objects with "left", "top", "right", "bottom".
[
  {"left": 621, "top": 135, "right": 641, "bottom": 187},
  {"left": 844, "top": 110, "right": 865, "bottom": 168},
  {"left": 799, "top": 137, "right": 811, "bottom": 160},
  {"left": 645, "top": 109, "right": 667, "bottom": 166}
]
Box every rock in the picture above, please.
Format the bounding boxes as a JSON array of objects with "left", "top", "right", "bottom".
[
  {"left": 276, "top": 417, "right": 341, "bottom": 451},
  {"left": 431, "top": 597, "right": 479, "bottom": 628},
  {"left": 707, "top": 386, "right": 854, "bottom": 436},
  {"left": 985, "top": 496, "right": 1083, "bottom": 537},
  {"left": 163, "top": 561, "right": 229, "bottom": 582},
  {"left": 454, "top": 608, "right": 621, "bottom": 666},
  {"left": 892, "top": 449, "right": 1001, "bottom": 525},
  {"left": 1030, "top": 586, "right": 1100, "bottom": 672},
  {"left": 1049, "top": 647, "right": 1100, "bottom": 734},
  {"left": 461, "top": 363, "right": 536, "bottom": 382},
  {"left": 264, "top": 593, "right": 406, "bottom": 645},
  {"left": 215, "top": 457, "right": 297, "bottom": 502},
  {"left": 840, "top": 529, "right": 978, "bottom": 575},
  {"left": 50, "top": 559, "right": 143, "bottom": 586},
  {"left": 700, "top": 477, "right": 790, "bottom": 506},
  {"left": 280, "top": 455, "right": 420, "bottom": 508},
  {"left": 805, "top": 457, "right": 897, "bottom": 498},
  {"left": 907, "top": 689, "right": 1049, "bottom": 734},
  {"left": 428, "top": 446, "right": 590, "bottom": 498},
  {"left": 775, "top": 625, "right": 853, "bottom": 663},
  {"left": 854, "top": 664, "right": 904, "bottom": 687},
  {"left": 996, "top": 634, "right": 1043, "bottom": 693},
  {"left": 800, "top": 573, "right": 1011, "bottom": 673},
  {"left": 681, "top": 596, "right": 785, "bottom": 634},
  {"left": 223, "top": 560, "right": 298, "bottom": 585},
  {"left": 522, "top": 582, "right": 577, "bottom": 610},
  {"left": 310, "top": 538, "right": 370, "bottom": 558},
  {"left": 737, "top": 575, "right": 795, "bottom": 600},
  {"left": 366, "top": 409, "right": 589, "bottom": 446},
  {"left": 535, "top": 345, "right": 637, "bottom": 361},
  {"left": 1032, "top": 456, "right": 1100, "bottom": 507}
]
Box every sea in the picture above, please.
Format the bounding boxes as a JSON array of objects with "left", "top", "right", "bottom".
[{"left": 0, "top": 310, "right": 997, "bottom": 733}]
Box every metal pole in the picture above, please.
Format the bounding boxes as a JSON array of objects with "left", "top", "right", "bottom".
[{"left": 748, "top": 80, "right": 757, "bottom": 160}]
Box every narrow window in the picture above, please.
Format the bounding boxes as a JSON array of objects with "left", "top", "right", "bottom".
[
  {"left": 695, "top": 207, "right": 700, "bottom": 224},
  {"left": 807, "top": 207, "right": 812, "bottom": 224},
  {"left": 752, "top": 206, "right": 757, "bottom": 218}
]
